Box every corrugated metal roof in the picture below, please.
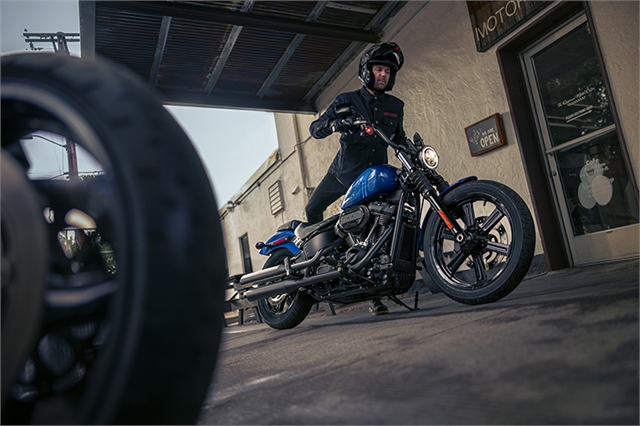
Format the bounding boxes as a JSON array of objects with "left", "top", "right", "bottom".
[{"left": 79, "top": 1, "right": 407, "bottom": 113}]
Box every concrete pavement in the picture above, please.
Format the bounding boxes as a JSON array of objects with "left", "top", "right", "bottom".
[{"left": 199, "top": 258, "right": 639, "bottom": 425}]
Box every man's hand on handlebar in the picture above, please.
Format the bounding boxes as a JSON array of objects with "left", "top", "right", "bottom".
[{"left": 329, "top": 116, "right": 358, "bottom": 134}]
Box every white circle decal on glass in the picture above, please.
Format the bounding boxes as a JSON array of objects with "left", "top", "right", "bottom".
[
  {"left": 578, "top": 182, "right": 596, "bottom": 209},
  {"left": 579, "top": 160, "right": 603, "bottom": 185},
  {"left": 591, "top": 174, "right": 613, "bottom": 206}
]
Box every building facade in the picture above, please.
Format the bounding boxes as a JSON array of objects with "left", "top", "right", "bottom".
[{"left": 221, "top": 0, "right": 638, "bottom": 277}]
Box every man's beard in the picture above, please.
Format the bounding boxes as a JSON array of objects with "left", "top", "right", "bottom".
[{"left": 374, "top": 80, "right": 387, "bottom": 91}]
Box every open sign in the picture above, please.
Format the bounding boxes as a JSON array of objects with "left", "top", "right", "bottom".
[{"left": 465, "top": 113, "right": 508, "bottom": 157}]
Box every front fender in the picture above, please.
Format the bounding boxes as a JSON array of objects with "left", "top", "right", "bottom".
[{"left": 419, "top": 176, "right": 477, "bottom": 252}]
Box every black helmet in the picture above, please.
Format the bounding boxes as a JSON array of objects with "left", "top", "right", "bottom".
[{"left": 358, "top": 42, "right": 404, "bottom": 91}]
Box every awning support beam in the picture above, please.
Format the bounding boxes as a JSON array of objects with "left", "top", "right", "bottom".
[
  {"left": 255, "top": 1, "right": 329, "bottom": 99},
  {"left": 203, "top": 0, "right": 255, "bottom": 94},
  {"left": 148, "top": 16, "right": 172, "bottom": 88},
  {"left": 100, "top": 1, "right": 382, "bottom": 43}
]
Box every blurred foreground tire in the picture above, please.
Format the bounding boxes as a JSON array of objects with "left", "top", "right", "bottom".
[{"left": 1, "top": 52, "right": 225, "bottom": 424}]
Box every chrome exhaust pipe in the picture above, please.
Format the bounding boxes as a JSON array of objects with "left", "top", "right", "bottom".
[
  {"left": 239, "top": 240, "right": 341, "bottom": 287},
  {"left": 245, "top": 270, "right": 341, "bottom": 302},
  {"left": 239, "top": 264, "right": 285, "bottom": 286}
]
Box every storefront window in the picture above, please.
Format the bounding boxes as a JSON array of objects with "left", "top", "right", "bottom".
[
  {"left": 555, "top": 131, "right": 639, "bottom": 236},
  {"left": 530, "top": 20, "right": 638, "bottom": 237},
  {"left": 533, "top": 23, "right": 614, "bottom": 147}
]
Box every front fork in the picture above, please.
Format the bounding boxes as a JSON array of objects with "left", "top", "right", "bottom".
[
  {"left": 371, "top": 125, "right": 468, "bottom": 244},
  {"left": 412, "top": 172, "right": 467, "bottom": 243},
  {"left": 394, "top": 148, "right": 467, "bottom": 243}
]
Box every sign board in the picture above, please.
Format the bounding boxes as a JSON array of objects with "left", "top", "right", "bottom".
[
  {"left": 465, "top": 113, "right": 507, "bottom": 156},
  {"left": 467, "top": 1, "right": 550, "bottom": 52}
]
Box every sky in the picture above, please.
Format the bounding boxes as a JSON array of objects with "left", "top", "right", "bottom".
[{"left": 0, "top": 0, "right": 280, "bottom": 208}]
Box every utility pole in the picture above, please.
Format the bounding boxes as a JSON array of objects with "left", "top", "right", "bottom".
[
  {"left": 24, "top": 31, "right": 80, "bottom": 180},
  {"left": 65, "top": 138, "right": 79, "bottom": 180}
]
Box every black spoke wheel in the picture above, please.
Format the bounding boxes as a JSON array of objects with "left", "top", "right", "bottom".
[
  {"left": 256, "top": 250, "right": 314, "bottom": 330},
  {"left": 1, "top": 52, "right": 225, "bottom": 424},
  {"left": 423, "top": 180, "right": 535, "bottom": 305}
]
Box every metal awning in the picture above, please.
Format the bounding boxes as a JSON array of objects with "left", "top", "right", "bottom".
[{"left": 79, "top": 1, "right": 407, "bottom": 113}]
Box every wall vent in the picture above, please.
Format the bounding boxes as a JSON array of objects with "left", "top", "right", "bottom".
[{"left": 268, "top": 180, "right": 284, "bottom": 215}]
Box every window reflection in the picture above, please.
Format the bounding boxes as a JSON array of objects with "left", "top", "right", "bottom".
[{"left": 533, "top": 23, "right": 614, "bottom": 146}]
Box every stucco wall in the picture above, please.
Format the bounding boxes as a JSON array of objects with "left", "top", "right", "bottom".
[
  {"left": 393, "top": 0, "right": 535, "bottom": 206},
  {"left": 220, "top": 155, "right": 283, "bottom": 275},
  {"left": 312, "top": 1, "right": 545, "bottom": 254},
  {"left": 588, "top": 1, "right": 639, "bottom": 178},
  {"left": 222, "top": 114, "right": 314, "bottom": 276},
  {"left": 307, "top": 0, "right": 639, "bottom": 258},
  {"left": 220, "top": 0, "right": 638, "bottom": 275}
]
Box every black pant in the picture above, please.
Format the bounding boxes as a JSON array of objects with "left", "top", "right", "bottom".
[{"left": 305, "top": 172, "right": 347, "bottom": 224}]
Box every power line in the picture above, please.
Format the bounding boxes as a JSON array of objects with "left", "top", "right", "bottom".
[
  {"left": 22, "top": 133, "right": 78, "bottom": 180},
  {"left": 23, "top": 31, "right": 79, "bottom": 54}
]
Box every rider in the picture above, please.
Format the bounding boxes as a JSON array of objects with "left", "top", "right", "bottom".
[{"left": 306, "top": 42, "right": 406, "bottom": 316}]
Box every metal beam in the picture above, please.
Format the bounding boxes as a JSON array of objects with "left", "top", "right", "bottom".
[
  {"left": 255, "top": 1, "right": 328, "bottom": 99},
  {"left": 99, "top": 1, "right": 381, "bottom": 43},
  {"left": 160, "top": 87, "right": 316, "bottom": 114},
  {"left": 203, "top": 0, "right": 254, "bottom": 95},
  {"left": 78, "top": 1, "right": 95, "bottom": 59},
  {"left": 326, "top": 2, "right": 377, "bottom": 14},
  {"left": 303, "top": 41, "right": 367, "bottom": 103},
  {"left": 148, "top": 16, "right": 172, "bottom": 88}
]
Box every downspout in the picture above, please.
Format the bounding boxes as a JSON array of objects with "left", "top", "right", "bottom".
[{"left": 292, "top": 114, "right": 311, "bottom": 203}]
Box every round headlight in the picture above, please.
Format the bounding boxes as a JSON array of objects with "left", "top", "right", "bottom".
[{"left": 419, "top": 146, "right": 439, "bottom": 170}]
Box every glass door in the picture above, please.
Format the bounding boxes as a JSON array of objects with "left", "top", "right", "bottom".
[{"left": 522, "top": 14, "right": 639, "bottom": 265}]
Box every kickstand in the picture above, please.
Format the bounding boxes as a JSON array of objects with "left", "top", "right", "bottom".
[{"left": 388, "top": 292, "right": 419, "bottom": 312}]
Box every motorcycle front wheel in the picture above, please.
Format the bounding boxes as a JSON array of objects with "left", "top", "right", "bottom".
[
  {"left": 422, "top": 180, "right": 535, "bottom": 305},
  {"left": 1, "top": 52, "right": 225, "bottom": 424},
  {"left": 257, "top": 250, "right": 315, "bottom": 330}
]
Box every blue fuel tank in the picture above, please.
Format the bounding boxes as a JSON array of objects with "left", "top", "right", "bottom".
[{"left": 341, "top": 165, "right": 399, "bottom": 210}]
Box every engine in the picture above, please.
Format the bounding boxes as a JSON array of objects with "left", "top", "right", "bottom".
[
  {"left": 313, "top": 199, "right": 414, "bottom": 301},
  {"left": 336, "top": 205, "right": 370, "bottom": 234}
]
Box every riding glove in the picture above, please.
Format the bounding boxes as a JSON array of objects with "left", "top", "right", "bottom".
[
  {"left": 314, "top": 123, "right": 333, "bottom": 138},
  {"left": 329, "top": 117, "right": 356, "bottom": 134}
]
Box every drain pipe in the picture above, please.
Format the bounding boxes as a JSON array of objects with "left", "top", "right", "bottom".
[{"left": 292, "top": 114, "right": 311, "bottom": 203}]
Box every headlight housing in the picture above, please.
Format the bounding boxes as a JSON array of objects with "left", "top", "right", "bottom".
[{"left": 419, "top": 146, "right": 439, "bottom": 170}]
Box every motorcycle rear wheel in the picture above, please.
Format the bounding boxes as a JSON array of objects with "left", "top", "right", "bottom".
[
  {"left": 422, "top": 180, "right": 535, "bottom": 305},
  {"left": 257, "top": 250, "right": 315, "bottom": 330},
  {"left": 1, "top": 52, "right": 225, "bottom": 424}
]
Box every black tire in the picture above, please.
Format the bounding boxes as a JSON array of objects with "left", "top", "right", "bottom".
[
  {"left": 257, "top": 250, "right": 315, "bottom": 330},
  {"left": 1, "top": 52, "right": 225, "bottom": 424},
  {"left": 423, "top": 180, "right": 535, "bottom": 305},
  {"left": 1, "top": 152, "right": 48, "bottom": 406}
]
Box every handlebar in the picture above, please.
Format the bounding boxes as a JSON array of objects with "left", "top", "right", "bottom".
[
  {"left": 353, "top": 118, "right": 411, "bottom": 153},
  {"left": 351, "top": 118, "right": 418, "bottom": 173}
]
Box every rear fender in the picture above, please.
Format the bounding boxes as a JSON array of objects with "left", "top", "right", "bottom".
[
  {"left": 419, "top": 176, "right": 477, "bottom": 252},
  {"left": 258, "top": 229, "right": 301, "bottom": 256}
]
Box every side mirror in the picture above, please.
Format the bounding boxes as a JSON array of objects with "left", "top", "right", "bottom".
[{"left": 413, "top": 132, "right": 425, "bottom": 148}]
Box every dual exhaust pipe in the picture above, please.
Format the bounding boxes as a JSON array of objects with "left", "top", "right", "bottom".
[
  {"left": 241, "top": 242, "right": 341, "bottom": 302},
  {"left": 242, "top": 228, "right": 392, "bottom": 302},
  {"left": 245, "top": 270, "right": 341, "bottom": 302}
]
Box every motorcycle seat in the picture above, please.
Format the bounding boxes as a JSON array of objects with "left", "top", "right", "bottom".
[
  {"left": 277, "top": 220, "right": 303, "bottom": 232},
  {"left": 294, "top": 215, "right": 338, "bottom": 240}
]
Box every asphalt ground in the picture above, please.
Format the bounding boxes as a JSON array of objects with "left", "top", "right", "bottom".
[{"left": 198, "top": 258, "right": 639, "bottom": 425}]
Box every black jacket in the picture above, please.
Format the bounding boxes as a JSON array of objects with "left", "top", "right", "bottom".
[{"left": 309, "top": 86, "right": 406, "bottom": 187}]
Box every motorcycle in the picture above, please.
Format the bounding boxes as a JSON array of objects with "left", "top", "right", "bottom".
[
  {"left": 1, "top": 52, "right": 225, "bottom": 424},
  {"left": 234, "top": 105, "right": 535, "bottom": 330}
]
